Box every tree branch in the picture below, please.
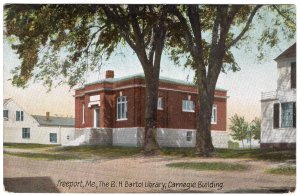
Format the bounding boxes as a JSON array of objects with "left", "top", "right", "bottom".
[
  {"left": 153, "top": 5, "right": 168, "bottom": 75},
  {"left": 84, "top": 25, "right": 106, "bottom": 53},
  {"left": 272, "top": 5, "right": 296, "bottom": 25},
  {"left": 128, "top": 5, "right": 149, "bottom": 64},
  {"left": 226, "top": 5, "right": 262, "bottom": 49},
  {"left": 102, "top": 5, "right": 137, "bottom": 51},
  {"left": 169, "top": 6, "right": 196, "bottom": 56}
]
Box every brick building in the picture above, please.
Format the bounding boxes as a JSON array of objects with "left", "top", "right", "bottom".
[{"left": 72, "top": 70, "right": 229, "bottom": 148}]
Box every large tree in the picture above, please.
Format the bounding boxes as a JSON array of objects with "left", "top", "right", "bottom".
[
  {"left": 4, "top": 4, "right": 169, "bottom": 153},
  {"left": 4, "top": 5, "right": 295, "bottom": 156},
  {"left": 167, "top": 5, "right": 295, "bottom": 155}
]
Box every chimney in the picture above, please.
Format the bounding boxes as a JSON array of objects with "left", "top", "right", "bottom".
[
  {"left": 46, "top": 112, "right": 50, "bottom": 121},
  {"left": 105, "top": 70, "right": 114, "bottom": 79}
]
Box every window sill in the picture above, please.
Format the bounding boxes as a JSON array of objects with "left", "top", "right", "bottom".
[
  {"left": 182, "top": 110, "right": 195, "bottom": 113},
  {"left": 157, "top": 108, "right": 164, "bottom": 111},
  {"left": 211, "top": 122, "right": 217, "bottom": 125},
  {"left": 275, "top": 127, "right": 295, "bottom": 130},
  {"left": 117, "top": 118, "right": 128, "bottom": 121}
]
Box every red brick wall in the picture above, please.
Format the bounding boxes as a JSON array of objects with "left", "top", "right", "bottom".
[{"left": 75, "top": 77, "right": 227, "bottom": 131}]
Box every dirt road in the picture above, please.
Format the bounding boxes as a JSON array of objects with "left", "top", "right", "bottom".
[{"left": 3, "top": 154, "right": 295, "bottom": 193}]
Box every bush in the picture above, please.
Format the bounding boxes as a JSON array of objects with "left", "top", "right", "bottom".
[{"left": 228, "top": 140, "right": 239, "bottom": 149}]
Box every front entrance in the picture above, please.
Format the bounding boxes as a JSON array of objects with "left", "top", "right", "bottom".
[{"left": 93, "top": 108, "right": 100, "bottom": 128}]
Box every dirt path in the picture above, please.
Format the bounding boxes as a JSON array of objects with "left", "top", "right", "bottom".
[{"left": 3, "top": 154, "right": 295, "bottom": 193}]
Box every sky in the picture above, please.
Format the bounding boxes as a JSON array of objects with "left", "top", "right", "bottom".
[{"left": 2, "top": 5, "right": 296, "bottom": 123}]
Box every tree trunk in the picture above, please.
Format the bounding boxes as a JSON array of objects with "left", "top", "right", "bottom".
[
  {"left": 143, "top": 73, "right": 160, "bottom": 154},
  {"left": 195, "top": 79, "right": 215, "bottom": 156},
  {"left": 242, "top": 140, "right": 244, "bottom": 149}
]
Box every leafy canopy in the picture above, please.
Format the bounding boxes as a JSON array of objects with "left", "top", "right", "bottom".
[
  {"left": 5, "top": 5, "right": 167, "bottom": 89},
  {"left": 229, "top": 114, "right": 249, "bottom": 142},
  {"left": 166, "top": 5, "right": 295, "bottom": 73},
  {"left": 4, "top": 5, "right": 296, "bottom": 90}
]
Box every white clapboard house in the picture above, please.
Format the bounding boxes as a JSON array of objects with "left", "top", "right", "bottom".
[
  {"left": 3, "top": 98, "right": 75, "bottom": 145},
  {"left": 260, "top": 43, "right": 296, "bottom": 149}
]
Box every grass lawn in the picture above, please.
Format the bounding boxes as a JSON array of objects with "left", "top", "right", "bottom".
[
  {"left": 265, "top": 166, "right": 296, "bottom": 175},
  {"left": 4, "top": 143, "right": 296, "bottom": 162},
  {"left": 166, "top": 162, "right": 248, "bottom": 171},
  {"left": 4, "top": 143, "right": 59, "bottom": 149},
  {"left": 216, "top": 148, "right": 296, "bottom": 162},
  {"left": 52, "top": 145, "right": 143, "bottom": 158},
  {"left": 161, "top": 148, "right": 296, "bottom": 162},
  {"left": 4, "top": 151, "right": 79, "bottom": 161}
]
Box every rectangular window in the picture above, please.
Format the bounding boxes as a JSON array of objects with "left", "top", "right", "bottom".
[
  {"left": 211, "top": 104, "right": 217, "bottom": 124},
  {"left": 3, "top": 110, "right": 8, "bottom": 120},
  {"left": 82, "top": 104, "right": 85, "bottom": 124},
  {"left": 293, "top": 102, "right": 296, "bottom": 128},
  {"left": 182, "top": 100, "right": 195, "bottom": 112},
  {"left": 94, "top": 108, "right": 100, "bottom": 127},
  {"left": 117, "top": 96, "right": 127, "bottom": 120},
  {"left": 22, "top": 128, "right": 30, "bottom": 139},
  {"left": 16, "top": 111, "right": 24, "bottom": 121},
  {"left": 291, "top": 62, "right": 296, "bottom": 89},
  {"left": 281, "top": 102, "right": 294, "bottom": 128},
  {"left": 273, "top": 103, "right": 279, "bottom": 129},
  {"left": 50, "top": 133, "right": 57, "bottom": 143},
  {"left": 186, "top": 131, "right": 192, "bottom": 142},
  {"left": 157, "top": 97, "right": 163, "bottom": 110}
]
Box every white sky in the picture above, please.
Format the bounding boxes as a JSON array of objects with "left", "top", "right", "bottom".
[{"left": 2, "top": 4, "right": 297, "bottom": 122}]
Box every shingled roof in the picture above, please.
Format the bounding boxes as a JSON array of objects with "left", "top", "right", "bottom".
[
  {"left": 275, "top": 43, "right": 296, "bottom": 61},
  {"left": 32, "top": 115, "right": 74, "bottom": 127}
]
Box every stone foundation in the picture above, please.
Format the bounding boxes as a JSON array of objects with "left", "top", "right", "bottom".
[
  {"left": 113, "top": 127, "right": 144, "bottom": 147},
  {"left": 157, "top": 128, "right": 195, "bottom": 148},
  {"left": 71, "top": 128, "right": 112, "bottom": 146},
  {"left": 71, "top": 127, "right": 228, "bottom": 148}
]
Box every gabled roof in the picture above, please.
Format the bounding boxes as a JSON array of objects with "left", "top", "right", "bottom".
[
  {"left": 32, "top": 115, "right": 74, "bottom": 127},
  {"left": 274, "top": 43, "right": 296, "bottom": 61}
]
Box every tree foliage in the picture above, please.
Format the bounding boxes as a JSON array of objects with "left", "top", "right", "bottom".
[
  {"left": 230, "top": 114, "right": 249, "bottom": 147},
  {"left": 230, "top": 115, "right": 261, "bottom": 148},
  {"left": 5, "top": 5, "right": 168, "bottom": 89},
  {"left": 250, "top": 117, "right": 261, "bottom": 141},
  {"left": 167, "top": 5, "right": 295, "bottom": 73}
]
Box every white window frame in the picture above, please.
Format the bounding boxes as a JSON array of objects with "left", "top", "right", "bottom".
[
  {"left": 16, "top": 111, "right": 24, "bottom": 121},
  {"left": 82, "top": 104, "right": 85, "bottom": 124},
  {"left": 157, "top": 97, "right": 163, "bottom": 110},
  {"left": 49, "top": 133, "right": 57, "bottom": 143},
  {"left": 186, "top": 131, "right": 192, "bottom": 142},
  {"left": 182, "top": 100, "right": 195, "bottom": 112},
  {"left": 117, "top": 96, "right": 128, "bottom": 121},
  {"left": 22, "top": 128, "right": 30, "bottom": 139},
  {"left": 280, "top": 102, "right": 293, "bottom": 128},
  {"left": 211, "top": 104, "right": 217, "bottom": 124}
]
